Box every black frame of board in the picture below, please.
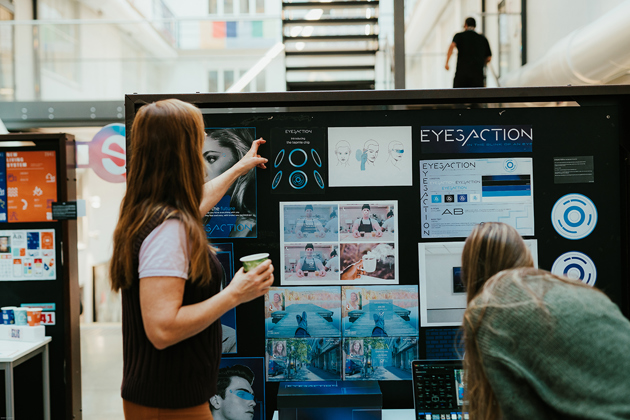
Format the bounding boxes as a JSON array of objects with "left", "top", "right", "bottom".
[{"left": 125, "top": 86, "right": 630, "bottom": 417}]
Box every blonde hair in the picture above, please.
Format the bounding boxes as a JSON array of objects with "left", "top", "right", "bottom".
[{"left": 110, "top": 99, "right": 213, "bottom": 291}]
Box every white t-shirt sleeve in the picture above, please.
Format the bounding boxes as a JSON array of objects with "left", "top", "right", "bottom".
[{"left": 138, "top": 219, "right": 189, "bottom": 279}]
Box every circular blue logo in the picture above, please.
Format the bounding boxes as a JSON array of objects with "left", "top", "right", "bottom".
[
  {"left": 551, "top": 251, "right": 597, "bottom": 286},
  {"left": 551, "top": 193, "right": 597, "bottom": 240}
]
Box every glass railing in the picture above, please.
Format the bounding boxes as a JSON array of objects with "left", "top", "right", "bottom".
[{"left": 0, "top": 17, "right": 284, "bottom": 102}]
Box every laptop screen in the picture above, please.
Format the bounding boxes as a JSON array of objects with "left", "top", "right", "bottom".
[{"left": 412, "top": 360, "right": 468, "bottom": 420}]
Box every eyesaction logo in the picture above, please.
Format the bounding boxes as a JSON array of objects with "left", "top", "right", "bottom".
[{"left": 420, "top": 125, "right": 533, "bottom": 154}]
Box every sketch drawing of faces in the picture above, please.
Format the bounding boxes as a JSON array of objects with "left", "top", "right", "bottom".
[
  {"left": 335, "top": 141, "right": 351, "bottom": 166},
  {"left": 386, "top": 141, "right": 404, "bottom": 169},
  {"left": 360, "top": 140, "right": 379, "bottom": 171}
]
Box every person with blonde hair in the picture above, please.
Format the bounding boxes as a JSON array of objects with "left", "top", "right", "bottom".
[
  {"left": 110, "top": 99, "right": 274, "bottom": 419},
  {"left": 461, "top": 222, "right": 630, "bottom": 419}
]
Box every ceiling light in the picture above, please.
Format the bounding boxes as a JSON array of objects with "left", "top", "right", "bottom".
[
  {"left": 302, "top": 26, "right": 314, "bottom": 37},
  {"left": 296, "top": 42, "right": 306, "bottom": 51},
  {"left": 291, "top": 26, "right": 303, "bottom": 37},
  {"left": 304, "top": 9, "right": 323, "bottom": 20}
]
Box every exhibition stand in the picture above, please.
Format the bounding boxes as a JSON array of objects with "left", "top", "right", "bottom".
[{"left": 123, "top": 86, "right": 630, "bottom": 420}]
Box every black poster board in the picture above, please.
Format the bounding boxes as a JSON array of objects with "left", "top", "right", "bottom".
[
  {"left": 0, "top": 133, "right": 81, "bottom": 420},
  {"left": 126, "top": 86, "right": 630, "bottom": 418}
]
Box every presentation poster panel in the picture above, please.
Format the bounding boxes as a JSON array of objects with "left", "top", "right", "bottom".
[
  {"left": 0, "top": 229, "right": 56, "bottom": 281},
  {"left": 280, "top": 201, "right": 398, "bottom": 285},
  {"left": 420, "top": 158, "right": 534, "bottom": 238}
]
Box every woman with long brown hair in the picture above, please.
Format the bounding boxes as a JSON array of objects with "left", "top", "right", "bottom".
[
  {"left": 461, "top": 222, "right": 630, "bottom": 419},
  {"left": 110, "top": 99, "right": 274, "bottom": 419}
]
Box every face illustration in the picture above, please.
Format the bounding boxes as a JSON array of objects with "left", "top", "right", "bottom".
[
  {"left": 390, "top": 145, "right": 404, "bottom": 162},
  {"left": 203, "top": 136, "right": 238, "bottom": 182},
  {"left": 336, "top": 147, "right": 350, "bottom": 164},
  {"left": 362, "top": 208, "right": 370, "bottom": 218},
  {"left": 350, "top": 292, "right": 357, "bottom": 302},
  {"left": 275, "top": 342, "right": 284, "bottom": 354},
  {"left": 273, "top": 293, "right": 281, "bottom": 303},
  {"left": 305, "top": 248, "right": 314, "bottom": 258},
  {"left": 305, "top": 208, "right": 313, "bottom": 218},
  {"left": 366, "top": 144, "right": 379, "bottom": 163},
  {"left": 353, "top": 341, "right": 361, "bottom": 353},
  {"left": 220, "top": 376, "right": 256, "bottom": 420}
]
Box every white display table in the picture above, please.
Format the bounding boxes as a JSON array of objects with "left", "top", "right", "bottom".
[
  {"left": 273, "top": 408, "right": 414, "bottom": 420},
  {"left": 0, "top": 337, "right": 51, "bottom": 420}
]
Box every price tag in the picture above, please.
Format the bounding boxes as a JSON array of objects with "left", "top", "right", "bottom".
[{"left": 40, "top": 311, "right": 56, "bottom": 325}]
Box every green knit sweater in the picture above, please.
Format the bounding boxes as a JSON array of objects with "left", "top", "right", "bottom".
[{"left": 469, "top": 272, "right": 630, "bottom": 419}]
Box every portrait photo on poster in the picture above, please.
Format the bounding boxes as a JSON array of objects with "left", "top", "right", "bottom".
[
  {"left": 215, "top": 243, "right": 237, "bottom": 353},
  {"left": 264, "top": 286, "right": 341, "bottom": 339},
  {"left": 418, "top": 240, "right": 538, "bottom": 327},
  {"left": 342, "top": 337, "right": 417, "bottom": 381},
  {"left": 202, "top": 128, "right": 258, "bottom": 238},
  {"left": 280, "top": 201, "right": 399, "bottom": 285},
  {"left": 266, "top": 338, "right": 342, "bottom": 382},
  {"left": 211, "top": 357, "right": 266, "bottom": 420},
  {"left": 328, "top": 126, "right": 412, "bottom": 187}
]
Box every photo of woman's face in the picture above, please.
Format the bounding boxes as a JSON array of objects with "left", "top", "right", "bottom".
[{"left": 203, "top": 137, "right": 238, "bottom": 182}]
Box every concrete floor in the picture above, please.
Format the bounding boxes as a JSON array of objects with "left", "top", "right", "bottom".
[{"left": 80, "top": 323, "right": 124, "bottom": 420}]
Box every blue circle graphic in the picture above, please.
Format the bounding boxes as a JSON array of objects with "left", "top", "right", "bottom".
[
  {"left": 289, "top": 149, "right": 307, "bottom": 168},
  {"left": 289, "top": 171, "right": 308, "bottom": 189},
  {"left": 563, "top": 206, "right": 585, "bottom": 228},
  {"left": 563, "top": 263, "right": 585, "bottom": 279}
]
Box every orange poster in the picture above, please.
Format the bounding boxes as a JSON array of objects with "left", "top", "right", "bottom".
[
  {"left": 6, "top": 151, "right": 57, "bottom": 222},
  {"left": 41, "top": 231, "right": 54, "bottom": 249}
]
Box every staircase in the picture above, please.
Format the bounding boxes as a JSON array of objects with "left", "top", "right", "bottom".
[{"left": 282, "top": 0, "right": 380, "bottom": 91}]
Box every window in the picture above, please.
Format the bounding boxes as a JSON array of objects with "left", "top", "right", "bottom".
[
  {"left": 208, "top": 70, "right": 218, "bottom": 92},
  {"left": 240, "top": 0, "right": 249, "bottom": 14},
  {"left": 224, "top": 0, "right": 233, "bottom": 14},
  {"left": 224, "top": 70, "right": 235, "bottom": 91}
]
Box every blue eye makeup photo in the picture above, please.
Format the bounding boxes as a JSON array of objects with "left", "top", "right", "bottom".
[{"left": 231, "top": 389, "right": 255, "bottom": 400}]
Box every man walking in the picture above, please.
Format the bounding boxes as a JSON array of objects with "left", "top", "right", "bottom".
[{"left": 445, "top": 17, "right": 492, "bottom": 88}]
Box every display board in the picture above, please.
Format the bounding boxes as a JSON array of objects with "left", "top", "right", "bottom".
[
  {"left": 127, "top": 87, "right": 630, "bottom": 419},
  {"left": 0, "top": 133, "right": 81, "bottom": 420}
]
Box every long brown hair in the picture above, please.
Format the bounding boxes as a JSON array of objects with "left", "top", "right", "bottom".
[
  {"left": 110, "top": 99, "right": 212, "bottom": 291},
  {"left": 460, "top": 222, "right": 534, "bottom": 420}
]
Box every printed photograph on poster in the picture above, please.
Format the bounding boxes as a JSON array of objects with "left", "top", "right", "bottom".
[
  {"left": 0, "top": 229, "right": 55, "bottom": 281},
  {"left": 418, "top": 240, "right": 538, "bottom": 327},
  {"left": 280, "top": 201, "right": 399, "bottom": 285},
  {"left": 213, "top": 357, "right": 266, "bottom": 420},
  {"left": 342, "top": 337, "right": 417, "bottom": 381},
  {"left": 271, "top": 128, "right": 327, "bottom": 194},
  {"left": 340, "top": 243, "right": 396, "bottom": 283},
  {"left": 282, "top": 203, "right": 339, "bottom": 243},
  {"left": 265, "top": 286, "right": 341, "bottom": 338},
  {"left": 215, "top": 243, "right": 237, "bottom": 353},
  {"left": 283, "top": 243, "right": 339, "bottom": 282},
  {"left": 339, "top": 202, "right": 396, "bottom": 241},
  {"left": 341, "top": 286, "right": 418, "bottom": 337},
  {"left": 266, "top": 338, "right": 342, "bottom": 382},
  {"left": 328, "top": 126, "right": 412, "bottom": 187},
  {"left": 202, "top": 128, "right": 258, "bottom": 238},
  {"left": 420, "top": 158, "right": 535, "bottom": 238}
]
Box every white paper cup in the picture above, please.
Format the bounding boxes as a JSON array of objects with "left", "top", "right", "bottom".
[
  {"left": 240, "top": 253, "right": 270, "bottom": 272},
  {"left": 362, "top": 255, "right": 377, "bottom": 273}
]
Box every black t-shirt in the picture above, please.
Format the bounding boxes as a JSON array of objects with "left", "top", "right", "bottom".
[{"left": 453, "top": 30, "right": 492, "bottom": 79}]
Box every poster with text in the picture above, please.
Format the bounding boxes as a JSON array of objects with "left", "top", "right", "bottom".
[
  {"left": 2, "top": 151, "right": 57, "bottom": 223},
  {"left": 0, "top": 229, "right": 56, "bottom": 281},
  {"left": 202, "top": 128, "right": 257, "bottom": 238},
  {"left": 420, "top": 158, "right": 534, "bottom": 238},
  {"left": 328, "top": 126, "right": 412, "bottom": 187},
  {"left": 281, "top": 201, "right": 399, "bottom": 285},
  {"left": 271, "top": 128, "right": 327, "bottom": 194}
]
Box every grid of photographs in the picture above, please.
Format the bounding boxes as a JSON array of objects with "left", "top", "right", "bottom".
[
  {"left": 280, "top": 201, "right": 399, "bottom": 285},
  {"left": 265, "top": 285, "right": 418, "bottom": 381}
]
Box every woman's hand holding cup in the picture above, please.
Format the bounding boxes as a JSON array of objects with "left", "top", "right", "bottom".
[{"left": 226, "top": 258, "right": 274, "bottom": 305}]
